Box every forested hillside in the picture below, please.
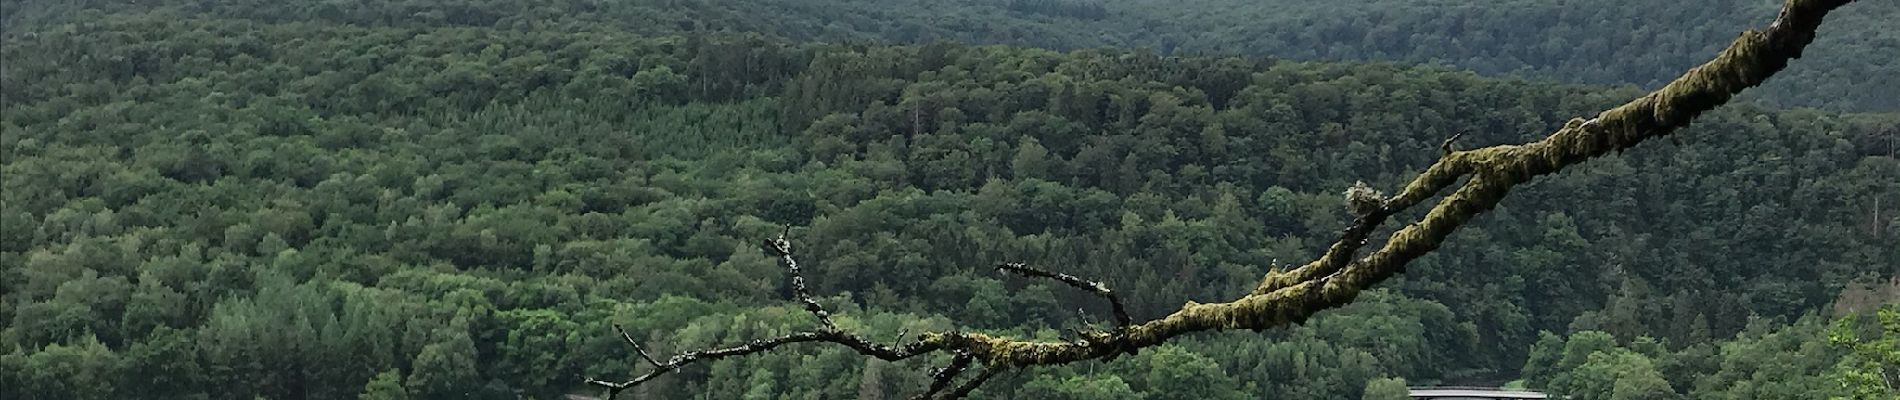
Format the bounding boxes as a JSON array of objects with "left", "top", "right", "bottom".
[
  {"left": 2, "top": 1, "right": 1897, "bottom": 400},
  {"left": 4, "top": 0, "right": 1896, "bottom": 112}
]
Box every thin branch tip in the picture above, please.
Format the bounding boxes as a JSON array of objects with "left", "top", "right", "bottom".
[
  {"left": 1441, "top": 131, "right": 1466, "bottom": 154},
  {"left": 916, "top": 352, "right": 977, "bottom": 400},
  {"left": 995, "top": 262, "right": 1133, "bottom": 327},
  {"left": 611, "top": 323, "right": 662, "bottom": 367}
]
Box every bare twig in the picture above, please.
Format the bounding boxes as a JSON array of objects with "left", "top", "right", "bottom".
[
  {"left": 995, "top": 263, "right": 1133, "bottom": 327},
  {"left": 1441, "top": 131, "right": 1467, "bottom": 155},
  {"left": 911, "top": 355, "right": 1005, "bottom": 400},
  {"left": 941, "top": 365, "right": 1005, "bottom": 399},
  {"left": 587, "top": 313, "right": 944, "bottom": 397},
  {"left": 614, "top": 324, "right": 661, "bottom": 367},
  {"left": 587, "top": 232, "right": 942, "bottom": 398},
  {"left": 914, "top": 351, "right": 975, "bottom": 400}
]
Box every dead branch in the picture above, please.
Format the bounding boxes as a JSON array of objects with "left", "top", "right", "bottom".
[
  {"left": 996, "top": 262, "right": 1133, "bottom": 327},
  {"left": 588, "top": 0, "right": 1863, "bottom": 397},
  {"left": 584, "top": 230, "right": 946, "bottom": 398}
]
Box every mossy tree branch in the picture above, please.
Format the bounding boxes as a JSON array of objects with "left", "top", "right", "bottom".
[{"left": 589, "top": 0, "right": 1862, "bottom": 397}]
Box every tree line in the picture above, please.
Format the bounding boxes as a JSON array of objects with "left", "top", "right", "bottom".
[{"left": 4, "top": 0, "right": 1896, "bottom": 112}]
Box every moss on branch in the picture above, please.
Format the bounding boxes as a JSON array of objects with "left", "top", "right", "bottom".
[{"left": 913, "top": 0, "right": 1859, "bottom": 370}]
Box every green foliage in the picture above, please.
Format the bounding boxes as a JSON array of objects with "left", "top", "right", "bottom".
[
  {"left": 406, "top": 331, "right": 481, "bottom": 399},
  {"left": 1829, "top": 306, "right": 1900, "bottom": 399},
  {"left": 1362, "top": 376, "right": 1409, "bottom": 400},
  {"left": 1141, "top": 345, "right": 1246, "bottom": 400},
  {"left": 1525, "top": 323, "right": 1861, "bottom": 400},
  {"left": 1561, "top": 351, "right": 1673, "bottom": 400},
  {"left": 3, "top": 0, "right": 1893, "bottom": 112},
  {"left": 0, "top": 2, "right": 1892, "bottom": 399},
  {"left": 12, "top": 336, "right": 121, "bottom": 400},
  {"left": 1019, "top": 374, "right": 1146, "bottom": 400},
  {"left": 362, "top": 370, "right": 409, "bottom": 400},
  {"left": 121, "top": 327, "right": 206, "bottom": 399},
  {"left": 489, "top": 309, "right": 584, "bottom": 393}
]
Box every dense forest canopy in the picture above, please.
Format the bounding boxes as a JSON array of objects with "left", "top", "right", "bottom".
[
  {"left": 1, "top": 0, "right": 1896, "bottom": 399},
  {"left": 4, "top": 0, "right": 1896, "bottom": 112}
]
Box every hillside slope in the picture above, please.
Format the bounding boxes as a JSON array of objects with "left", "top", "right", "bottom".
[
  {"left": 2, "top": 10, "right": 1896, "bottom": 398},
  {"left": 4, "top": 0, "right": 1895, "bottom": 112}
]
